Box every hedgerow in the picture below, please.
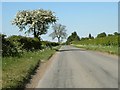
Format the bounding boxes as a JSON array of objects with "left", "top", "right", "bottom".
[
  {"left": 72, "top": 35, "right": 119, "bottom": 47},
  {"left": 1, "top": 34, "right": 19, "bottom": 57},
  {"left": 1, "top": 34, "right": 59, "bottom": 57}
]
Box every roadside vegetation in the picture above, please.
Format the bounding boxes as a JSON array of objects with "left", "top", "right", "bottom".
[
  {"left": 1, "top": 8, "right": 67, "bottom": 89},
  {"left": 2, "top": 34, "right": 60, "bottom": 89},
  {"left": 73, "top": 44, "right": 118, "bottom": 55},
  {"left": 2, "top": 47, "right": 60, "bottom": 89},
  {"left": 66, "top": 32, "right": 120, "bottom": 55}
]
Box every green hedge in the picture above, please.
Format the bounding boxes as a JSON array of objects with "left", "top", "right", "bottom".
[
  {"left": 1, "top": 34, "right": 19, "bottom": 57},
  {"left": 41, "top": 41, "right": 59, "bottom": 49},
  {"left": 7, "top": 35, "right": 42, "bottom": 51},
  {"left": 1, "top": 34, "right": 60, "bottom": 57},
  {"left": 72, "top": 35, "right": 119, "bottom": 46},
  {"left": 2, "top": 35, "right": 42, "bottom": 57}
]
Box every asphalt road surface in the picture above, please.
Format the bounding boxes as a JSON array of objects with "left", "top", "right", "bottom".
[{"left": 36, "top": 45, "right": 118, "bottom": 88}]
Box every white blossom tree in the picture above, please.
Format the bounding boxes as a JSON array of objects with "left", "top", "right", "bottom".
[
  {"left": 49, "top": 23, "right": 67, "bottom": 43},
  {"left": 12, "top": 9, "right": 57, "bottom": 41}
]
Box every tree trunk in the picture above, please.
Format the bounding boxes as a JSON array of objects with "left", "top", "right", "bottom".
[
  {"left": 33, "top": 27, "right": 40, "bottom": 41},
  {"left": 58, "top": 37, "right": 61, "bottom": 43},
  {"left": 33, "top": 27, "right": 37, "bottom": 38}
]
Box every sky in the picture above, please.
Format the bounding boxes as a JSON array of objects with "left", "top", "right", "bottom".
[
  {"left": 2, "top": 2, "right": 118, "bottom": 42},
  {"left": 1, "top": 0, "right": 119, "bottom": 2}
]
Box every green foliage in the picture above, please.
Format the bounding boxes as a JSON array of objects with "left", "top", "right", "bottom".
[
  {"left": 41, "top": 41, "right": 59, "bottom": 49},
  {"left": 66, "top": 31, "right": 80, "bottom": 44},
  {"left": 114, "top": 32, "right": 120, "bottom": 36},
  {"left": 1, "top": 34, "right": 19, "bottom": 57},
  {"left": 88, "top": 33, "right": 94, "bottom": 39},
  {"left": 97, "top": 32, "right": 107, "bottom": 38},
  {"left": 12, "top": 9, "right": 57, "bottom": 40},
  {"left": 7, "top": 35, "right": 42, "bottom": 51},
  {"left": 81, "top": 37, "right": 89, "bottom": 41},
  {"left": 108, "top": 34, "right": 113, "bottom": 36},
  {"left": 2, "top": 34, "right": 42, "bottom": 57},
  {"left": 74, "top": 44, "right": 118, "bottom": 55},
  {"left": 2, "top": 48, "right": 58, "bottom": 88},
  {"left": 2, "top": 34, "right": 60, "bottom": 57},
  {"left": 72, "top": 35, "right": 119, "bottom": 46},
  {"left": 18, "top": 37, "right": 42, "bottom": 51}
]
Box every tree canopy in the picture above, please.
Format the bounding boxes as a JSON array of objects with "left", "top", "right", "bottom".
[
  {"left": 12, "top": 9, "right": 57, "bottom": 41},
  {"left": 114, "top": 32, "right": 120, "bottom": 36},
  {"left": 97, "top": 32, "right": 107, "bottom": 38},
  {"left": 88, "top": 33, "right": 94, "bottom": 39},
  {"left": 66, "top": 31, "right": 80, "bottom": 44},
  {"left": 49, "top": 23, "right": 67, "bottom": 43}
]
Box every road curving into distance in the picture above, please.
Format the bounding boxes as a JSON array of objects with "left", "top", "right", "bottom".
[{"left": 36, "top": 45, "right": 118, "bottom": 88}]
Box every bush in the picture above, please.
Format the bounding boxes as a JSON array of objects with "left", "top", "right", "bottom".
[
  {"left": 2, "top": 34, "right": 42, "bottom": 57},
  {"left": 8, "top": 35, "right": 42, "bottom": 51},
  {"left": 2, "top": 34, "right": 59, "bottom": 57},
  {"left": 41, "top": 41, "right": 59, "bottom": 49},
  {"left": 18, "top": 37, "right": 42, "bottom": 51},
  {"left": 97, "top": 32, "right": 107, "bottom": 38},
  {"left": 1, "top": 34, "right": 19, "bottom": 57}
]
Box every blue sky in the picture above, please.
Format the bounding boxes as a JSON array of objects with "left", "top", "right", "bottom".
[
  {"left": 1, "top": 0, "right": 119, "bottom": 2},
  {"left": 2, "top": 2, "right": 118, "bottom": 42}
]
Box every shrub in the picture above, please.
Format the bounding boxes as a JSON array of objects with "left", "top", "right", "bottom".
[
  {"left": 2, "top": 34, "right": 43, "bottom": 57},
  {"left": 1, "top": 34, "right": 19, "bottom": 57},
  {"left": 14, "top": 36, "right": 42, "bottom": 51},
  {"left": 41, "top": 41, "right": 59, "bottom": 49}
]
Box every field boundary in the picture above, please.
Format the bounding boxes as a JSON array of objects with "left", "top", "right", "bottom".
[{"left": 72, "top": 44, "right": 118, "bottom": 56}]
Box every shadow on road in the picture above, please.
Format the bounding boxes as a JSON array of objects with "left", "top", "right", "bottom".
[{"left": 57, "top": 49, "right": 86, "bottom": 52}]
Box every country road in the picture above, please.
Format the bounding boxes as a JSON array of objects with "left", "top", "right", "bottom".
[{"left": 36, "top": 45, "right": 118, "bottom": 88}]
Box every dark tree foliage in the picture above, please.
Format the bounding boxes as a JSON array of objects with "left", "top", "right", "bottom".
[
  {"left": 2, "top": 34, "right": 60, "bottom": 57},
  {"left": 88, "top": 33, "right": 94, "bottom": 39},
  {"left": 81, "top": 37, "right": 89, "bottom": 41},
  {"left": 8, "top": 35, "right": 42, "bottom": 51},
  {"left": 41, "top": 41, "right": 59, "bottom": 49},
  {"left": 114, "top": 32, "right": 120, "bottom": 36},
  {"left": 108, "top": 34, "right": 113, "bottom": 36},
  {"left": 89, "top": 33, "right": 92, "bottom": 39},
  {"left": 19, "top": 37, "right": 42, "bottom": 51},
  {"left": 1, "top": 34, "right": 19, "bottom": 57},
  {"left": 66, "top": 31, "right": 80, "bottom": 44},
  {"left": 97, "top": 32, "right": 107, "bottom": 38}
]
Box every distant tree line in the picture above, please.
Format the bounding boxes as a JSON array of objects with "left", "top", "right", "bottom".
[{"left": 66, "top": 31, "right": 120, "bottom": 46}]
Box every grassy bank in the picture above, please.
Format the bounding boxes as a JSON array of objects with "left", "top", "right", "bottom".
[
  {"left": 2, "top": 46, "right": 60, "bottom": 89},
  {"left": 72, "top": 44, "right": 119, "bottom": 55}
]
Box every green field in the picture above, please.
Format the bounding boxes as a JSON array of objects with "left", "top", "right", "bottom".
[
  {"left": 2, "top": 47, "right": 60, "bottom": 89},
  {"left": 71, "top": 35, "right": 119, "bottom": 55},
  {"left": 72, "top": 44, "right": 119, "bottom": 55}
]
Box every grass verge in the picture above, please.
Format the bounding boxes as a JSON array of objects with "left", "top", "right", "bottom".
[
  {"left": 72, "top": 44, "right": 119, "bottom": 55},
  {"left": 2, "top": 46, "right": 60, "bottom": 89}
]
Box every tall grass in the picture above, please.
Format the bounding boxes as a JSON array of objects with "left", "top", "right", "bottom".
[
  {"left": 2, "top": 47, "right": 59, "bottom": 89},
  {"left": 73, "top": 44, "right": 119, "bottom": 55}
]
